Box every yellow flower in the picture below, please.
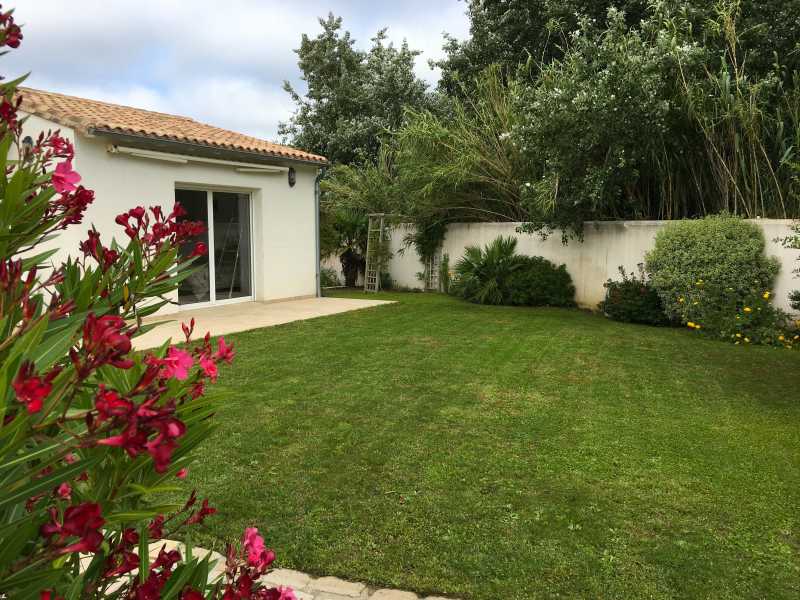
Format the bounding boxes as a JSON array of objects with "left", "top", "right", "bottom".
[
  {"left": 678, "top": 297, "right": 685, "bottom": 304},
  {"left": 762, "top": 291, "right": 771, "bottom": 300},
  {"left": 694, "top": 324, "right": 702, "bottom": 330},
  {"left": 779, "top": 335, "right": 785, "bottom": 342},
  {"left": 736, "top": 333, "right": 742, "bottom": 338},
  {"left": 743, "top": 307, "right": 752, "bottom": 313},
  {"left": 687, "top": 322, "right": 695, "bottom": 329},
  {"left": 794, "top": 335, "right": 799, "bottom": 341},
  {"left": 744, "top": 337, "right": 751, "bottom": 343}
]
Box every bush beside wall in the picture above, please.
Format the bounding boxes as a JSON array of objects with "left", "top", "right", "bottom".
[
  {"left": 508, "top": 256, "right": 575, "bottom": 307},
  {"left": 451, "top": 237, "right": 575, "bottom": 307},
  {"left": 600, "top": 266, "right": 670, "bottom": 326},
  {"left": 645, "top": 214, "right": 781, "bottom": 321}
]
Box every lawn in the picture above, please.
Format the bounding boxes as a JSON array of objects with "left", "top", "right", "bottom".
[{"left": 178, "top": 291, "right": 800, "bottom": 599}]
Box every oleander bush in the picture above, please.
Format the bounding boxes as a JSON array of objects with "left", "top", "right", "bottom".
[
  {"left": 600, "top": 265, "right": 670, "bottom": 326},
  {"left": 0, "top": 8, "right": 296, "bottom": 599},
  {"left": 645, "top": 214, "right": 780, "bottom": 322},
  {"left": 451, "top": 236, "right": 574, "bottom": 307}
]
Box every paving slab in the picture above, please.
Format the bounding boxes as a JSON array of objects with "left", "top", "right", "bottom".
[
  {"left": 309, "top": 576, "right": 368, "bottom": 597},
  {"left": 260, "top": 568, "right": 313, "bottom": 590},
  {"left": 370, "top": 589, "right": 419, "bottom": 600},
  {"left": 133, "top": 296, "right": 393, "bottom": 349}
]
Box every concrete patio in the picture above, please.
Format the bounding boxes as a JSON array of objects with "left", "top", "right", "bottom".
[{"left": 133, "top": 296, "right": 393, "bottom": 350}]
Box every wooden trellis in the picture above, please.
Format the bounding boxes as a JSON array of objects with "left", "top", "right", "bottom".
[{"left": 364, "top": 214, "right": 393, "bottom": 293}]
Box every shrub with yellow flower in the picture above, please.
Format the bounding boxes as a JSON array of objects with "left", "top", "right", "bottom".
[{"left": 678, "top": 282, "right": 794, "bottom": 348}]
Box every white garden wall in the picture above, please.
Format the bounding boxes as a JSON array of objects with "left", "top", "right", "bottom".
[{"left": 367, "top": 220, "right": 798, "bottom": 313}]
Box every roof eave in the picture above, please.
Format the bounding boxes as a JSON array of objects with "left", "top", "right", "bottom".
[{"left": 88, "top": 128, "right": 329, "bottom": 168}]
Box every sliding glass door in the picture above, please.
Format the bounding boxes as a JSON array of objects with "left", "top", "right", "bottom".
[
  {"left": 177, "top": 189, "right": 252, "bottom": 307},
  {"left": 212, "top": 192, "right": 252, "bottom": 300},
  {"left": 177, "top": 190, "right": 211, "bottom": 305}
]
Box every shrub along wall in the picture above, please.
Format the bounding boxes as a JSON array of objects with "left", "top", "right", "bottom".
[{"left": 382, "top": 220, "right": 798, "bottom": 312}]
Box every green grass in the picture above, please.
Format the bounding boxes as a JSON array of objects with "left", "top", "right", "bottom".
[{"left": 179, "top": 291, "right": 800, "bottom": 599}]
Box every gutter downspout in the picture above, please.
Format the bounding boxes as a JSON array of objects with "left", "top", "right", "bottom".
[{"left": 314, "top": 167, "right": 327, "bottom": 297}]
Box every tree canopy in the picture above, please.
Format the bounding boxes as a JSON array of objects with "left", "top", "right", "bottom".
[{"left": 280, "top": 14, "right": 432, "bottom": 165}]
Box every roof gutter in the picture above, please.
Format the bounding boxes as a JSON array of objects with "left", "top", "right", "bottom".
[{"left": 89, "top": 128, "right": 329, "bottom": 168}]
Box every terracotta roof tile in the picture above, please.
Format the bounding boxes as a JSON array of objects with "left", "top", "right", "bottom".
[{"left": 18, "top": 87, "right": 327, "bottom": 165}]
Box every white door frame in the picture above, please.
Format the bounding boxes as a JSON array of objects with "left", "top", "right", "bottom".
[{"left": 177, "top": 187, "right": 255, "bottom": 310}]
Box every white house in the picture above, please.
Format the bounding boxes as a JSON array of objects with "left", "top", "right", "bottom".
[{"left": 19, "top": 87, "right": 328, "bottom": 315}]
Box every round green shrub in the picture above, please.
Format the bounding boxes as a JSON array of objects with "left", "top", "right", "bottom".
[
  {"left": 508, "top": 256, "right": 576, "bottom": 307},
  {"left": 645, "top": 214, "right": 780, "bottom": 321}
]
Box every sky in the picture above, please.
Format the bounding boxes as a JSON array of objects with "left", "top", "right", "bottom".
[{"left": 5, "top": 1, "right": 471, "bottom": 141}]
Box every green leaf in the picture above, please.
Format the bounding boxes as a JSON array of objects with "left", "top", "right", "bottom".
[
  {"left": 104, "top": 505, "right": 183, "bottom": 523},
  {"left": 0, "top": 457, "right": 100, "bottom": 511},
  {"left": 0, "top": 515, "right": 39, "bottom": 570},
  {"left": 139, "top": 522, "right": 149, "bottom": 584},
  {"left": 0, "top": 567, "right": 63, "bottom": 596},
  {"left": 32, "top": 319, "right": 81, "bottom": 370},
  {"left": 0, "top": 442, "right": 62, "bottom": 472},
  {"left": 20, "top": 248, "right": 59, "bottom": 270}
]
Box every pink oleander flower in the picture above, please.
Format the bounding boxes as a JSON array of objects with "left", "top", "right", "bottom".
[
  {"left": 41, "top": 502, "right": 105, "bottom": 555},
  {"left": 215, "top": 336, "right": 235, "bottom": 364},
  {"left": 176, "top": 468, "right": 188, "bottom": 479},
  {"left": 55, "top": 482, "right": 72, "bottom": 501},
  {"left": 51, "top": 160, "right": 81, "bottom": 194},
  {"left": 243, "top": 527, "right": 275, "bottom": 572},
  {"left": 199, "top": 355, "right": 218, "bottom": 381},
  {"left": 266, "top": 587, "right": 297, "bottom": 600},
  {"left": 162, "top": 347, "right": 193, "bottom": 381},
  {"left": 12, "top": 362, "right": 54, "bottom": 414}
]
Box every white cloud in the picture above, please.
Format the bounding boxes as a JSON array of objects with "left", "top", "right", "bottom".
[{"left": 5, "top": 0, "right": 469, "bottom": 140}]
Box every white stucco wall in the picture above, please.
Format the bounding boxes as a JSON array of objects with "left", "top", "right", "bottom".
[
  {"left": 21, "top": 114, "right": 320, "bottom": 314},
  {"left": 378, "top": 220, "right": 799, "bottom": 313}
]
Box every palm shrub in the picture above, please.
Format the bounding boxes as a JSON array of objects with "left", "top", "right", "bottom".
[
  {"left": 0, "top": 10, "right": 295, "bottom": 599},
  {"left": 451, "top": 236, "right": 521, "bottom": 305},
  {"left": 451, "top": 236, "right": 575, "bottom": 307},
  {"left": 326, "top": 207, "right": 368, "bottom": 287}
]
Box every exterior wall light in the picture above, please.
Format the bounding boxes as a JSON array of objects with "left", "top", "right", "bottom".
[
  {"left": 288, "top": 167, "right": 296, "bottom": 188},
  {"left": 21, "top": 135, "right": 34, "bottom": 160}
]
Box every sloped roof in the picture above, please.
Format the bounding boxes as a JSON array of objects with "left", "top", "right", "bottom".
[{"left": 18, "top": 87, "right": 327, "bottom": 165}]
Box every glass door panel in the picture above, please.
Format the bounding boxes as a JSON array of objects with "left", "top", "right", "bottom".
[
  {"left": 212, "top": 192, "right": 252, "bottom": 300},
  {"left": 176, "top": 189, "right": 211, "bottom": 305}
]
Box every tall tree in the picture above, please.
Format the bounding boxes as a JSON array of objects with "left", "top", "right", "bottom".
[
  {"left": 435, "top": 0, "right": 800, "bottom": 96},
  {"left": 434, "top": 0, "right": 651, "bottom": 95},
  {"left": 281, "top": 14, "right": 431, "bottom": 165}
]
